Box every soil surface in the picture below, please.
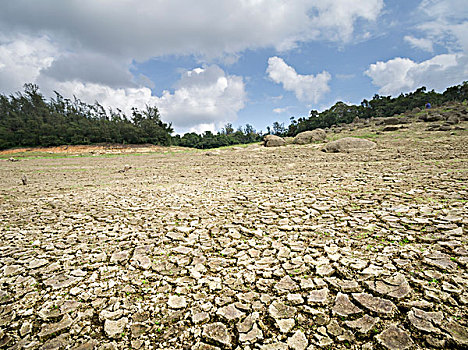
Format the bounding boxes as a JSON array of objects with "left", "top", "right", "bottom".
[{"left": 0, "top": 117, "right": 467, "bottom": 349}]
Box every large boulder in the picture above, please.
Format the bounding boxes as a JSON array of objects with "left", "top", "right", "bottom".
[
  {"left": 293, "top": 129, "right": 326, "bottom": 145},
  {"left": 264, "top": 135, "right": 286, "bottom": 147},
  {"left": 322, "top": 137, "right": 376, "bottom": 153}
]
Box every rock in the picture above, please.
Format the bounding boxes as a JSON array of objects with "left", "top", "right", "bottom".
[
  {"left": 268, "top": 301, "right": 296, "bottom": 320},
  {"left": 202, "top": 323, "right": 232, "bottom": 348},
  {"left": 376, "top": 325, "right": 414, "bottom": 350},
  {"left": 332, "top": 292, "right": 362, "bottom": 317},
  {"left": 168, "top": 295, "right": 187, "bottom": 309},
  {"left": 382, "top": 125, "right": 401, "bottom": 132},
  {"left": 366, "top": 273, "right": 411, "bottom": 300},
  {"left": 322, "top": 137, "right": 376, "bottom": 153},
  {"left": 42, "top": 334, "right": 69, "bottom": 350},
  {"left": 287, "top": 330, "right": 308, "bottom": 350},
  {"left": 264, "top": 135, "right": 286, "bottom": 147},
  {"left": 293, "top": 129, "right": 326, "bottom": 145},
  {"left": 193, "top": 311, "right": 210, "bottom": 324},
  {"left": 117, "top": 165, "right": 132, "bottom": 173},
  {"left": 407, "top": 308, "right": 443, "bottom": 333},
  {"left": 276, "top": 319, "right": 295, "bottom": 333},
  {"left": 353, "top": 293, "right": 397, "bottom": 317},
  {"left": 104, "top": 317, "right": 128, "bottom": 339},
  {"left": 307, "top": 288, "right": 329, "bottom": 305},
  {"left": 443, "top": 320, "right": 468, "bottom": 346},
  {"left": 72, "top": 340, "right": 99, "bottom": 350},
  {"left": 274, "top": 275, "right": 299, "bottom": 294},
  {"left": 216, "top": 304, "right": 245, "bottom": 322},
  {"left": 110, "top": 250, "right": 130, "bottom": 264},
  {"left": 261, "top": 343, "right": 288, "bottom": 350},
  {"left": 38, "top": 314, "right": 73, "bottom": 339},
  {"left": 239, "top": 323, "right": 263, "bottom": 343},
  {"left": 345, "top": 315, "right": 380, "bottom": 335},
  {"left": 383, "top": 117, "right": 401, "bottom": 125}
]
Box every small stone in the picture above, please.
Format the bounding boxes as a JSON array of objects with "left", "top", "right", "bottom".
[
  {"left": 407, "top": 308, "right": 443, "bottom": 333},
  {"left": 276, "top": 319, "right": 295, "bottom": 333},
  {"left": 261, "top": 342, "right": 288, "bottom": 350},
  {"left": 268, "top": 301, "right": 296, "bottom": 320},
  {"left": 287, "top": 293, "right": 304, "bottom": 305},
  {"left": 110, "top": 250, "right": 131, "bottom": 264},
  {"left": 353, "top": 293, "right": 397, "bottom": 317},
  {"left": 274, "top": 275, "right": 299, "bottom": 293},
  {"left": 168, "top": 295, "right": 187, "bottom": 309},
  {"left": 367, "top": 273, "right": 411, "bottom": 299},
  {"left": 217, "top": 304, "right": 245, "bottom": 322},
  {"left": 316, "top": 265, "right": 335, "bottom": 277},
  {"left": 193, "top": 311, "right": 210, "bottom": 324},
  {"left": 202, "top": 323, "right": 232, "bottom": 348},
  {"left": 443, "top": 320, "right": 468, "bottom": 346},
  {"left": 345, "top": 315, "right": 380, "bottom": 335},
  {"left": 332, "top": 292, "right": 362, "bottom": 317},
  {"left": 239, "top": 323, "right": 263, "bottom": 343},
  {"left": 38, "top": 314, "right": 73, "bottom": 339},
  {"left": 104, "top": 317, "right": 128, "bottom": 339},
  {"left": 20, "top": 321, "right": 32, "bottom": 336},
  {"left": 287, "top": 330, "right": 308, "bottom": 350},
  {"left": 308, "top": 288, "right": 329, "bottom": 305},
  {"left": 376, "top": 325, "right": 413, "bottom": 350},
  {"left": 42, "top": 334, "right": 69, "bottom": 350}
]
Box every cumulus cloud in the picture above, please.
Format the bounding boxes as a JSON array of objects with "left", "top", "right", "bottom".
[
  {"left": 38, "top": 65, "right": 246, "bottom": 134},
  {"left": 0, "top": 35, "right": 57, "bottom": 93},
  {"left": 267, "top": 57, "right": 331, "bottom": 103},
  {"left": 0, "top": 0, "right": 384, "bottom": 61},
  {"left": 40, "top": 52, "right": 135, "bottom": 88},
  {"left": 417, "top": 0, "right": 468, "bottom": 52},
  {"left": 404, "top": 36, "right": 433, "bottom": 52},
  {"left": 273, "top": 108, "right": 288, "bottom": 114},
  {"left": 365, "top": 54, "right": 468, "bottom": 95},
  {"left": 0, "top": 1, "right": 385, "bottom": 132},
  {"left": 155, "top": 66, "right": 246, "bottom": 132},
  {"left": 366, "top": 0, "right": 468, "bottom": 96}
]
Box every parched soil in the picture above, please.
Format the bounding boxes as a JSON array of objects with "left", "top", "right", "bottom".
[
  {"left": 0, "top": 121, "right": 467, "bottom": 349},
  {"left": 0, "top": 143, "right": 188, "bottom": 157}
]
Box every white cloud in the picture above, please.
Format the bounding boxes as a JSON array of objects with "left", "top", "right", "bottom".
[
  {"left": 267, "top": 56, "right": 331, "bottom": 103},
  {"left": 273, "top": 107, "right": 288, "bottom": 114},
  {"left": 155, "top": 66, "right": 246, "bottom": 132},
  {"left": 39, "top": 65, "right": 246, "bottom": 134},
  {"left": 366, "top": 0, "right": 468, "bottom": 96},
  {"left": 0, "top": 35, "right": 57, "bottom": 93},
  {"left": 417, "top": 0, "right": 468, "bottom": 52},
  {"left": 0, "top": 1, "right": 385, "bottom": 133},
  {"left": 307, "top": 0, "right": 384, "bottom": 43},
  {"left": 365, "top": 54, "right": 468, "bottom": 95},
  {"left": 0, "top": 0, "right": 384, "bottom": 62},
  {"left": 404, "top": 36, "right": 433, "bottom": 52}
]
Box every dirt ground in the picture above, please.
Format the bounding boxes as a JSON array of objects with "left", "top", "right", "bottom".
[{"left": 0, "top": 120, "right": 467, "bottom": 349}]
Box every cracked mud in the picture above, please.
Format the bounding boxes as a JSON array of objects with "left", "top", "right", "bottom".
[{"left": 0, "top": 120, "right": 467, "bottom": 349}]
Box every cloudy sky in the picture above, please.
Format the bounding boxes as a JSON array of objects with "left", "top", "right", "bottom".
[{"left": 0, "top": 0, "right": 467, "bottom": 134}]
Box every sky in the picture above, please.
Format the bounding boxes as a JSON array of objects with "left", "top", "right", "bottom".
[{"left": 0, "top": 0, "right": 467, "bottom": 134}]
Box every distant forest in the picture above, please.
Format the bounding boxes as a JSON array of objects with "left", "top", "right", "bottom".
[{"left": 0, "top": 81, "right": 467, "bottom": 150}]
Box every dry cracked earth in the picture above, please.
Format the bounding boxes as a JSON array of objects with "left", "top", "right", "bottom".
[{"left": 0, "top": 122, "right": 467, "bottom": 350}]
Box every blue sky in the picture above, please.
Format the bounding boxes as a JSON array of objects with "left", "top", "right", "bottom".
[{"left": 0, "top": 0, "right": 467, "bottom": 134}]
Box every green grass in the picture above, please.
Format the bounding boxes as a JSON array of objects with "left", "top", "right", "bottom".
[
  {"left": 0, "top": 150, "right": 183, "bottom": 160},
  {"left": 353, "top": 133, "right": 380, "bottom": 140}
]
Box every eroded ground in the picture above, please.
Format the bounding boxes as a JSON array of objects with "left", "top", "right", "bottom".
[{"left": 0, "top": 122, "right": 467, "bottom": 349}]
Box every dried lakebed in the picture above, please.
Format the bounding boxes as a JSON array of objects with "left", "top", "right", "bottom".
[{"left": 0, "top": 129, "right": 467, "bottom": 349}]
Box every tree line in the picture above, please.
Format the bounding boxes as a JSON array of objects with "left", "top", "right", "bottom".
[
  {"left": 0, "top": 81, "right": 467, "bottom": 150},
  {"left": 0, "top": 84, "right": 173, "bottom": 150},
  {"left": 282, "top": 82, "right": 468, "bottom": 137}
]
